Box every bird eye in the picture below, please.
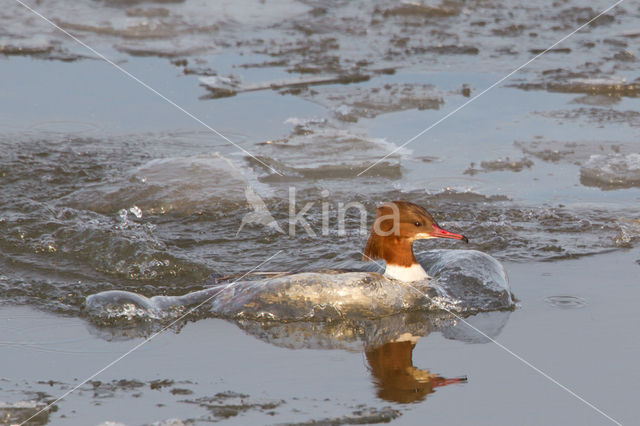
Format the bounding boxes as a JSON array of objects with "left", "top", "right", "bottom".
[{"left": 414, "top": 221, "right": 421, "bottom": 227}]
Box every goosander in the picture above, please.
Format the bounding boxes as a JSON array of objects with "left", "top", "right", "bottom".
[
  {"left": 363, "top": 201, "right": 468, "bottom": 282},
  {"left": 86, "top": 200, "right": 511, "bottom": 324}
]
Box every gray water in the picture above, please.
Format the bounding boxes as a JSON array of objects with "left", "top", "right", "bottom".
[{"left": 1, "top": 0, "right": 639, "bottom": 425}]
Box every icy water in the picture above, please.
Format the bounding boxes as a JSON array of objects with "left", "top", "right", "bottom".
[{"left": 1, "top": 0, "right": 640, "bottom": 424}]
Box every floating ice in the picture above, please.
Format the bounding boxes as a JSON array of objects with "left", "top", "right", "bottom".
[
  {"left": 580, "top": 153, "right": 640, "bottom": 189},
  {"left": 0, "top": 400, "right": 50, "bottom": 425},
  {"left": 248, "top": 121, "right": 406, "bottom": 182},
  {"left": 198, "top": 75, "right": 241, "bottom": 98}
]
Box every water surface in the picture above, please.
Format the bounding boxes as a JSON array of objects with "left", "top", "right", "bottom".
[{"left": 1, "top": 0, "right": 639, "bottom": 424}]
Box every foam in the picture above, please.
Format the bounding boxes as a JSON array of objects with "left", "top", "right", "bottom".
[{"left": 85, "top": 249, "right": 514, "bottom": 324}]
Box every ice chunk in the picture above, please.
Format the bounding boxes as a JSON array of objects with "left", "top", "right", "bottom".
[{"left": 580, "top": 153, "right": 640, "bottom": 190}]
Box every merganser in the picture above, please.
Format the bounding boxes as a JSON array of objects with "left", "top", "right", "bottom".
[
  {"left": 363, "top": 201, "right": 468, "bottom": 282},
  {"left": 86, "top": 201, "right": 507, "bottom": 324}
]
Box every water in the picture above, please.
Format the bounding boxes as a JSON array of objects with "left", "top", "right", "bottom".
[{"left": 1, "top": 0, "right": 639, "bottom": 424}]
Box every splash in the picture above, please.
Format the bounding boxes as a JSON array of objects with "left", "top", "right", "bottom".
[
  {"left": 85, "top": 250, "right": 513, "bottom": 324},
  {"left": 62, "top": 153, "right": 248, "bottom": 215}
]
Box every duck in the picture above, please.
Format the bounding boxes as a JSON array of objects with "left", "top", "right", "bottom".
[
  {"left": 85, "top": 201, "right": 507, "bottom": 323},
  {"left": 363, "top": 201, "right": 468, "bottom": 282}
]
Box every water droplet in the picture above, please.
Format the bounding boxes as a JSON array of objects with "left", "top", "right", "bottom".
[{"left": 129, "top": 205, "right": 143, "bottom": 219}]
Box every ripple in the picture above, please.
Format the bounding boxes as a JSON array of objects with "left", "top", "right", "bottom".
[
  {"left": 544, "top": 295, "right": 587, "bottom": 309},
  {"left": 29, "top": 120, "right": 102, "bottom": 134}
]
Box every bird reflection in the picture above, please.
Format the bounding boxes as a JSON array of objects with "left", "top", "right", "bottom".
[
  {"left": 86, "top": 310, "right": 509, "bottom": 404},
  {"left": 365, "top": 335, "right": 466, "bottom": 403}
]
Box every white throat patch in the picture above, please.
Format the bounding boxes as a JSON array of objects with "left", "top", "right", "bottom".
[{"left": 384, "top": 263, "right": 429, "bottom": 282}]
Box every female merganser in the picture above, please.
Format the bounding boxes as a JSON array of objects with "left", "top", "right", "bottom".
[
  {"left": 363, "top": 201, "right": 468, "bottom": 282},
  {"left": 86, "top": 201, "right": 512, "bottom": 323}
]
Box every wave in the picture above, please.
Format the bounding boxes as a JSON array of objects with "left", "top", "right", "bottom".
[{"left": 84, "top": 249, "right": 514, "bottom": 325}]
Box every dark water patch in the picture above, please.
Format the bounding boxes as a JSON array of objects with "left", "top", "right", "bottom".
[
  {"left": 539, "top": 107, "right": 640, "bottom": 127},
  {"left": 89, "top": 379, "right": 146, "bottom": 399},
  {"left": 529, "top": 47, "right": 571, "bottom": 54},
  {"left": 558, "top": 5, "right": 617, "bottom": 28},
  {"left": 611, "top": 49, "right": 636, "bottom": 62},
  {"left": 513, "top": 77, "right": 640, "bottom": 98},
  {"left": 116, "top": 45, "right": 206, "bottom": 58},
  {"left": 515, "top": 140, "right": 578, "bottom": 163},
  {"left": 492, "top": 24, "right": 527, "bottom": 37},
  {"left": 87, "top": 379, "right": 194, "bottom": 397},
  {"left": 571, "top": 94, "right": 622, "bottom": 106},
  {"left": 378, "top": 2, "right": 461, "bottom": 18},
  {"left": 415, "top": 45, "right": 479, "bottom": 55},
  {"left": 125, "top": 7, "right": 172, "bottom": 18},
  {"left": 199, "top": 73, "right": 370, "bottom": 100},
  {"left": 464, "top": 157, "right": 534, "bottom": 175},
  {"left": 183, "top": 66, "right": 218, "bottom": 77},
  {"left": 515, "top": 139, "right": 637, "bottom": 164},
  {"left": 0, "top": 40, "right": 89, "bottom": 62},
  {"left": 604, "top": 38, "right": 628, "bottom": 47},
  {"left": 181, "top": 391, "right": 284, "bottom": 420},
  {"left": 149, "top": 379, "right": 174, "bottom": 390}
]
